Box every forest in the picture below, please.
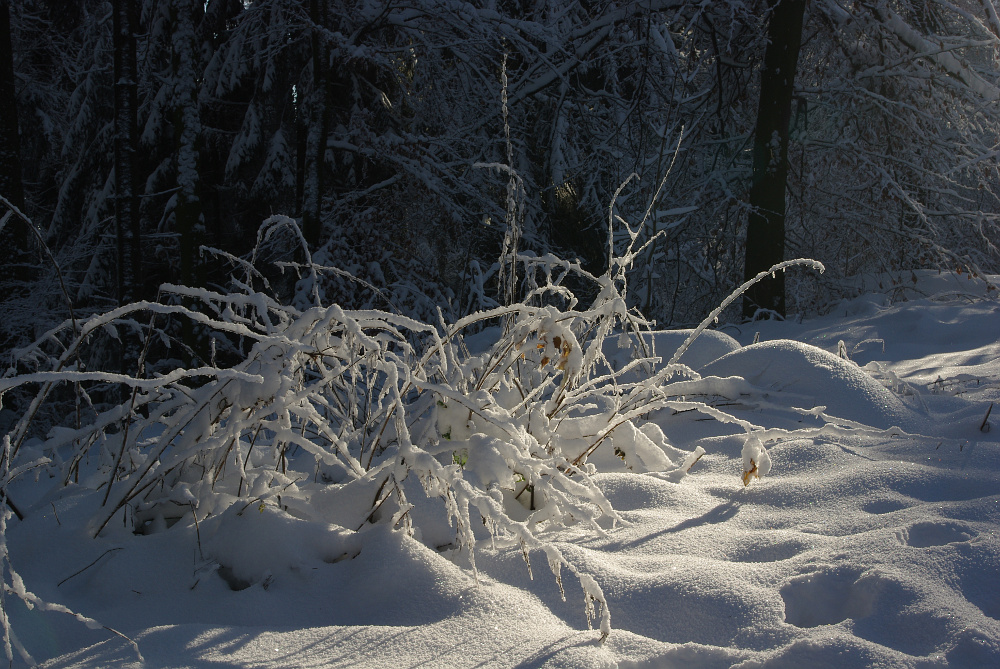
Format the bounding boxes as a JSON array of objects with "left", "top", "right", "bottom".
[
  {"left": 1, "top": 0, "right": 998, "bottom": 342},
  {"left": 0, "top": 1, "right": 1000, "bottom": 667}
]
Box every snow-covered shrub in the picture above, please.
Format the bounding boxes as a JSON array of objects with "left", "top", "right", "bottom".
[
  {"left": 1, "top": 201, "right": 825, "bottom": 658},
  {"left": 2, "top": 217, "right": 663, "bottom": 641}
]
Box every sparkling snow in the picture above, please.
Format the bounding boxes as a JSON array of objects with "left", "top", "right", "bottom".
[{"left": 6, "top": 277, "right": 1000, "bottom": 668}]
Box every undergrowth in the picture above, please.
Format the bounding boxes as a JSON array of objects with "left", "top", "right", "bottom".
[{"left": 0, "top": 180, "right": 822, "bottom": 661}]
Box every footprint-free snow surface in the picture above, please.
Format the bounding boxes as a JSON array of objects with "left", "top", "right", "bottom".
[{"left": 7, "top": 276, "right": 1000, "bottom": 668}]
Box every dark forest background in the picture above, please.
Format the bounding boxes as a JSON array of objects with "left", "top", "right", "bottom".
[{"left": 2, "top": 0, "right": 1000, "bottom": 352}]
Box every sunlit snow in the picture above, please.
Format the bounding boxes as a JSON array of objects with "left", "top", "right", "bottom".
[{"left": 5, "top": 273, "right": 1000, "bottom": 668}]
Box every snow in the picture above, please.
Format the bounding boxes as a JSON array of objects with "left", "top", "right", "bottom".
[
  {"left": 700, "top": 340, "right": 918, "bottom": 430},
  {"left": 5, "top": 279, "right": 1000, "bottom": 668}
]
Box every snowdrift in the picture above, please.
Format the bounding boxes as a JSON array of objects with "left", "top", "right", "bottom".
[
  {"left": 700, "top": 339, "right": 921, "bottom": 430},
  {"left": 3, "top": 253, "right": 999, "bottom": 668}
]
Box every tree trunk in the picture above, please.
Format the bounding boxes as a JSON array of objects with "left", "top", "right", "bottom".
[
  {"left": 172, "top": 0, "right": 204, "bottom": 292},
  {"left": 0, "top": 0, "right": 27, "bottom": 315},
  {"left": 164, "top": 0, "right": 206, "bottom": 363},
  {"left": 302, "top": 0, "right": 328, "bottom": 247},
  {"left": 113, "top": 0, "right": 142, "bottom": 304},
  {"left": 0, "top": 0, "right": 23, "bottom": 213},
  {"left": 295, "top": 84, "right": 307, "bottom": 219},
  {"left": 742, "top": 0, "right": 806, "bottom": 320}
]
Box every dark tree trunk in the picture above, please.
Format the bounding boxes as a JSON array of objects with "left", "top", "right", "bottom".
[
  {"left": 113, "top": 0, "right": 142, "bottom": 304},
  {"left": 302, "top": 0, "right": 328, "bottom": 247},
  {"left": 0, "top": 0, "right": 23, "bottom": 213},
  {"left": 172, "top": 0, "right": 204, "bottom": 292},
  {"left": 0, "top": 0, "right": 27, "bottom": 312},
  {"left": 742, "top": 0, "right": 806, "bottom": 320},
  {"left": 295, "top": 86, "right": 307, "bottom": 219}
]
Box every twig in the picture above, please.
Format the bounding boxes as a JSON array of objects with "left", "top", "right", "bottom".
[
  {"left": 104, "top": 308, "right": 159, "bottom": 507},
  {"left": 99, "top": 624, "right": 144, "bottom": 663},
  {"left": 980, "top": 402, "right": 993, "bottom": 432},
  {"left": 57, "top": 548, "right": 123, "bottom": 587},
  {"left": 191, "top": 503, "right": 203, "bottom": 562},
  {"left": 4, "top": 494, "right": 23, "bottom": 521},
  {"left": 0, "top": 195, "right": 77, "bottom": 333},
  {"left": 358, "top": 475, "right": 392, "bottom": 530}
]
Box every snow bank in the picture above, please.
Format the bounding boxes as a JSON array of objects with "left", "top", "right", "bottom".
[
  {"left": 700, "top": 340, "right": 922, "bottom": 430},
  {"left": 3, "top": 291, "right": 998, "bottom": 668}
]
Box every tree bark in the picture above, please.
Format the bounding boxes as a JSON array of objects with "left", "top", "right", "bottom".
[
  {"left": 113, "top": 0, "right": 142, "bottom": 304},
  {"left": 172, "top": 0, "right": 204, "bottom": 291},
  {"left": 742, "top": 0, "right": 806, "bottom": 320},
  {"left": 302, "top": 0, "right": 328, "bottom": 247},
  {"left": 0, "top": 0, "right": 23, "bottom": 212},
  {"left": 0, "top": 0, "right": 27, "bottom": 311}
]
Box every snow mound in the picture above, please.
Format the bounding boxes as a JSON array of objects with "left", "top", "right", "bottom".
[
  {"left": 700, "top": 340, "right": 921, "bottom": 430},
  {"left": 202, "top": 505, "right": 361, "bottom": 590},
  {"left": 603, "top": 328, "right": 741, "bottom": 373}
]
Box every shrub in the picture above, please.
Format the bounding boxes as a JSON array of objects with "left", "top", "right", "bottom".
[{"left": 0, "top": 197, "right": 822, "bottom": 662}]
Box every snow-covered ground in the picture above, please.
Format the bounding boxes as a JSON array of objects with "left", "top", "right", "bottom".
[{"left": 6, "top": 272, "right": 1000, "bottom": 668}]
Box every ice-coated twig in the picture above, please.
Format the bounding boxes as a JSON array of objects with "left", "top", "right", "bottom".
[{"left": 668, "top": 259, "right": 825, "bottom": 367}]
